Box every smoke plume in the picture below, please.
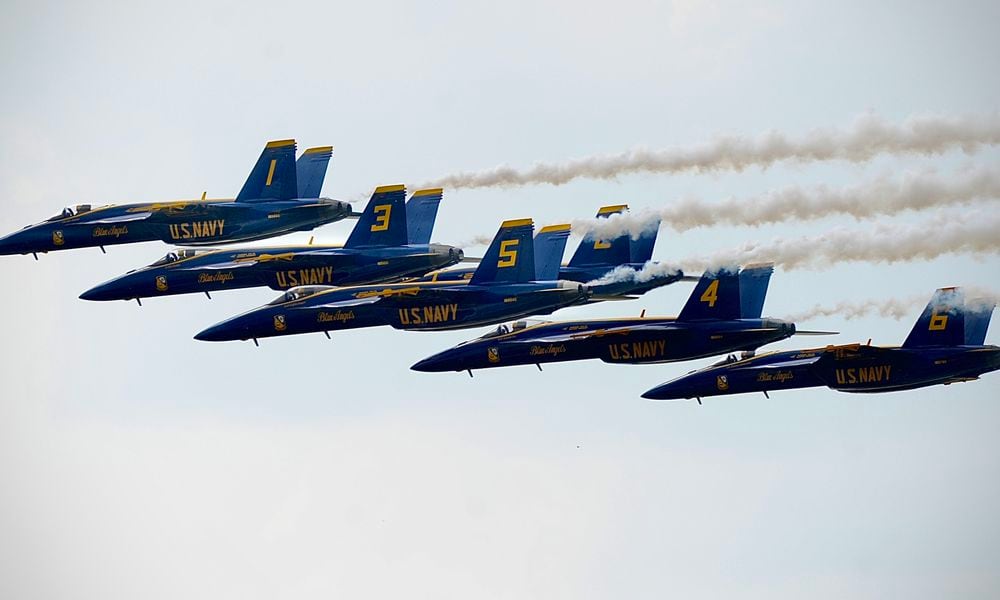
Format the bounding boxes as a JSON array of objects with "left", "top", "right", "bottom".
[
  {"left": 590, "top": 208, "right": 1000, "bottom": 284},
  {"left": 422, "top": 113, "right": 1000, "bottom": 190},
  {"left": 570, "top": 165, "right": 1000, "bottom": 240}
]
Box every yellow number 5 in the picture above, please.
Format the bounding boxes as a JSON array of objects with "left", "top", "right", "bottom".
[
  {"left": 370, "top": 205, "right": 391, "bottom": 232},
  {"left": 700, "top": 279, "right": 719, "bottom": 307},
  {"left": 498, "top": 239, "right": 519, "bottom": 268}
]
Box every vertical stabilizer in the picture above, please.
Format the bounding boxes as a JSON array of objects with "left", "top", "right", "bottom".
[
  {"left": 470, "top": 219, "right": 536, "bottom": 285},
  {"left": 236, "top": 139, "right": 298, "bottom": 202}
]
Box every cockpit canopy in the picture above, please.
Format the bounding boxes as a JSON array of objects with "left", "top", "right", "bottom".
[
  {"left": 473, "top": 319, "right": 549, "bottom": 341},
  {"left": 151, "top": 249, "right": 204, "bottom": 266},
  {"left": 46, "top": 204, "right": 94, "bottom": 221},
  {"left": 268, "top": 286, "right": 331, "bottom": 305}
]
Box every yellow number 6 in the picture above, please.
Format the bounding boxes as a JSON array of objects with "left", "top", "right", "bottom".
[{"left": 929, "top": 311, "right": 948, "bottom": 331}]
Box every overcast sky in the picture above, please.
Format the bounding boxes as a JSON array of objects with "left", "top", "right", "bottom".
[{"left": 1, "top": 1, "right": 999, "bottom": 598}]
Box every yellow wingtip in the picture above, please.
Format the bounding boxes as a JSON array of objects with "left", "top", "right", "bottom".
[
  {"left": 598, "top": 204, "right": 629, "bottom": 215},
  {"left": 500, "top": 218, "right": 533, "bottom": 228}
]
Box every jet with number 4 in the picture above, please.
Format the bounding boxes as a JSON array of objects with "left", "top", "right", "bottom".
[
  {"left": 193, "top": 217, "right": 644, "bottom": 343},
  {"left": 642, "top": 287, "right": 999, "bottom": 401},
  {"left": 79, "top": 185, "right": 463, "bottom": 302},
  {"left": 411, "top": 264, "right": 833, "bottom": 374},
  {"left": 0, "top": 140, "right": 353, "bottom": 257}
]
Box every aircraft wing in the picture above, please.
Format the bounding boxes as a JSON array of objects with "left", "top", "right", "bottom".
[
  {"left": 88, "top": 212, "right": 153, "bottom": 224},
  {"left": 741, "top": 356, "right": 823, "bottom": 370}
]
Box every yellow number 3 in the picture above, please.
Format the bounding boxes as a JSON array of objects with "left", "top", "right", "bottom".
[
  {"left": 929, "top": 311, "right": 948, "bottom": 331},
  {"left": 370, "top": 205, "right": 391, "bottom": 232},
  {"left": 498, "top": 239, "right": 519, "bottom": 268},
  {"left": 700, "top": 279, "right": 719, "bottom": 307}
]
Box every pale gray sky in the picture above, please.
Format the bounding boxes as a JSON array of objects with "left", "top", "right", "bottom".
[{"left": 1, "top": 1, "right": 999, "bottom": 598}]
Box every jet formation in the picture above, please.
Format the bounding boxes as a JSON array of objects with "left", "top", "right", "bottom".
[{"left": 2, "top": 139, "right": 995, "bottom": 400}]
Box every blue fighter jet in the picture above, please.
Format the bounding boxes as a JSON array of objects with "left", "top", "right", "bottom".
[
  {"left": 642, "top": 287, "right": 999, "bottom": 401},
  {"left": 0, "top": 140, "right": 353, "bottom": 257},
  {"left": 79, "top": 186, "right": 463, "bottom": 302},
  {"left": 410, "top": 204, "right": 682, "bottom": 296},
  {"left": 193, "top": 217, "right": 652, "bottom": 343},
  {"left": 411, "top": 264, "right": 833, "bottom": 374}
]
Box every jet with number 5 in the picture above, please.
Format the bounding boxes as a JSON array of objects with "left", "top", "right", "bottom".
[
  {"left": 642, "top": 287, "right": 999, "bottom": 401},
  {"left": 193, "top": 217, "right": 636, "bottom": 343},
  {"left": 79, "top": 185, "right": 463, "bottom": 302},
  {"left": 0, "top": 140, "right": 353, "bottom": 257},
  {"left": 411, "top": 264, "right": 834, "bottom": 374}
]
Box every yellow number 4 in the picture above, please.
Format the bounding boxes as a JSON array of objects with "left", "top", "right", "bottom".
[
  {"left": 370, "top": 204, "right": 391, "bottom": 232},
  {"left": 498, "top": 239, "right": 519, "bottom": 268},
  {"left": 929, "top": 311, "right": 948, "bottom": 331},
  {"left": 700, "top": 279, "right": 719, "bottom": 307}
]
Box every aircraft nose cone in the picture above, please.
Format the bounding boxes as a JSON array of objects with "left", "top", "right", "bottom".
[
  {"left": 0, "top": 230, "right": 30, "bottom": 255},
  {"left": 411, "top": 346, "right": 467, "bottom": 372},
  {"left": 641, "top": 379, "right": 696, "bottom": 400},
  {"left": 79, "top": 280, "right": 121, "bottom": 301},
  {"left": 411, "top": 352, "right": 451, "bottom": 373},
  {"left": 194, "top": 319, "right": 246, "bottom": 342}
]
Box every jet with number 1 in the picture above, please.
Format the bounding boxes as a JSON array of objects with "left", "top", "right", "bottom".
[
  {"left": 0, "top": 140, "right": 353, "bottom": 257},
  {"left": 79, "top": 185, "right": 463, "bottom": 302},
  {"left": 642, "top": 287, "right": 999, "bottom": 401}
]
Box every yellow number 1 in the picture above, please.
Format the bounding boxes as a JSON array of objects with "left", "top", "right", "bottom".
[
  {"left": 700, "top": 279, "right": 719, "bottom": 307},
  {"left": 498, "top": 239, "right": 519, "bottom": 268},
  {"left": 370, "top": 205, "right": 392, "bottom": 232}
]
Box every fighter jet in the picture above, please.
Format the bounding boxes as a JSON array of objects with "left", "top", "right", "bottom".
[
  {"left": 0, "top": 140, "right": 352, "bottom": 257},
  {"left": 411, "top": 264, "right": 832, "bottom": 374},
  {"left": 642, "top": 287, "right": 999, "bottom": 401},
  {"left": 79, "top": 186, "right": 463, "bottom": 302},
  {"left": 194, "top": 218, "right": 636, "bottom": 343},
  {"left": 410, "top": 204, "right": 682, "bottom": 296}
]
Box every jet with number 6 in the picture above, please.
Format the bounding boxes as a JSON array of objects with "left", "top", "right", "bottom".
[
  {"left": 0, "top": 140, "right": 353, "bottom": 257},
  {"left": 194, "top": 218, "right": 644, "bottom": 343},
  {"left": 642, "top": 287, "right": 999, "bottom": 401}
]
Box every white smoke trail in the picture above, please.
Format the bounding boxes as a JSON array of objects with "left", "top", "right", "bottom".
[
  {"left": 783, "top": 295, "right": 928, "bottom": 322},
  {"left": 784, "top": 288, "right": 999, "bottom": 323},
  {"left": 570, "top": 165, "right": 1000, "bottom": 240},
  {"left": 422, "top": 113, "right": 1000, "bottom": 190},
  {"left": 590, "top": 208, "right": 1000, "bottom": 285}
]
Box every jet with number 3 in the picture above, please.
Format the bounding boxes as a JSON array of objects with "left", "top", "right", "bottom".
[{"left": 79, "top": 185, "right": 463, "bottom": 302}]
